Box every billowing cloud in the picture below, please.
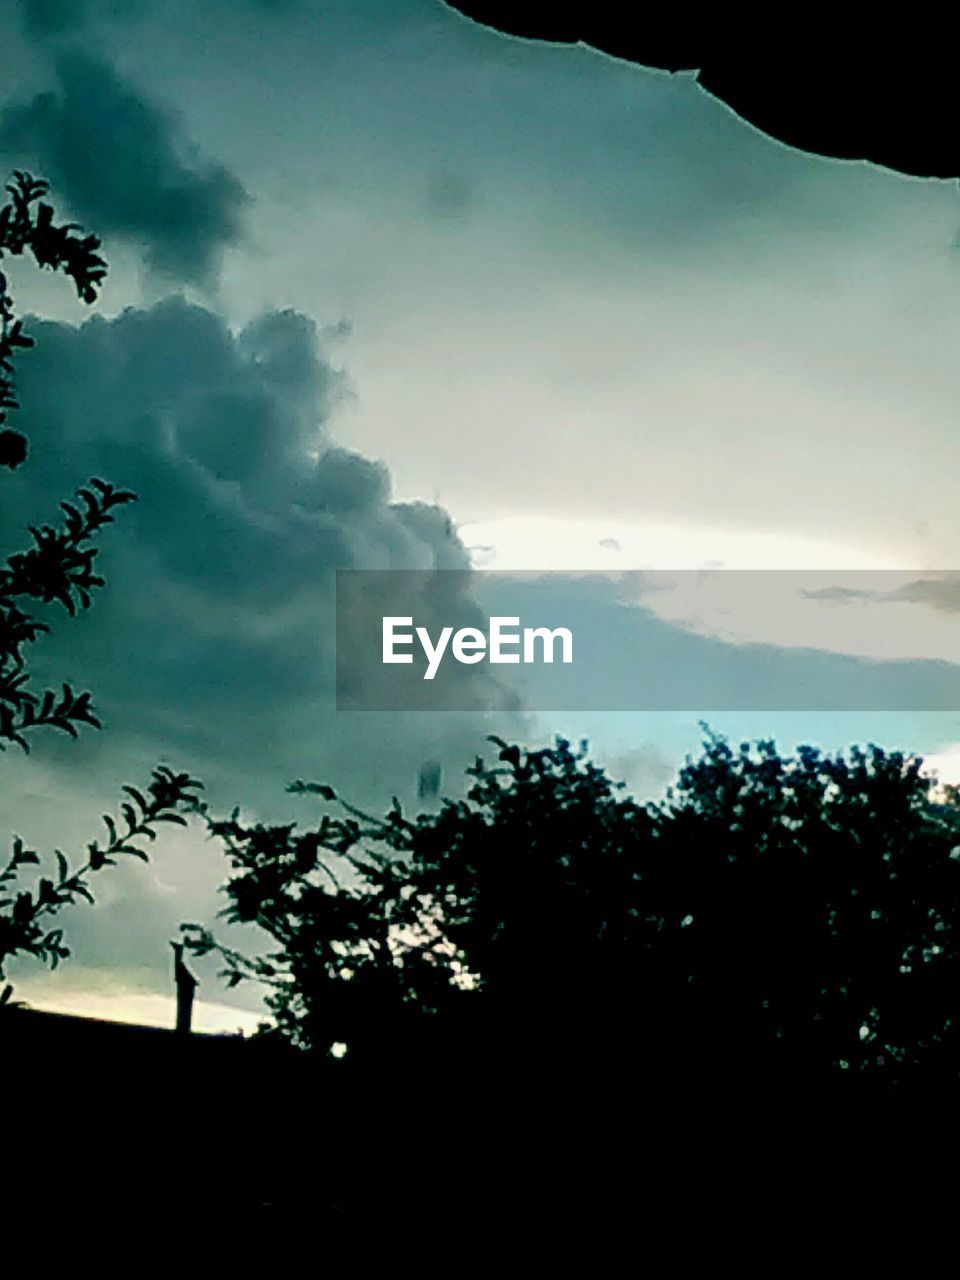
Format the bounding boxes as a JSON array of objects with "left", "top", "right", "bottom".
[
  {"left": 0, "top": 51, "right": 249, "bottom": 286},
  {"left": 0, "top": 297, "right": 524, "bottom": 1007},
  {"left": 8, "top": 297, "right": 516, "bottom": 769}
]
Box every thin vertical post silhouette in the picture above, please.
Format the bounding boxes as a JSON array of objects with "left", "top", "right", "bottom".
[{"left": 171, "top": 941, "right": 198, "bottom": 1035}]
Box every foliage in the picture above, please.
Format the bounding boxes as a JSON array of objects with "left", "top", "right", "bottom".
[
  {"left": 0, "top": 173, "right": 127, "bottom": 754},
  {"left": 0, "top": 478, "right": 136, "bottom": 750},
  {"left": 0, "top": 171, "right": 107, "bottom": 470},
  {"left": 186, "top": 731, "right": 960, "bottom": 1085},
  {"left": 0, "top": 766, "right": 201, "bottom": 1001},
  {"left": 0, "top": 171, "right": 196, "bottom": 1001}
]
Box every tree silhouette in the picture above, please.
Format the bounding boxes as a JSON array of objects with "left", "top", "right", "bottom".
[
  {"left": 1, "top": 171, "right": 106, "bottom": 470},
  {"left": 186, "top": 730, "right": 960, "bottom": 1093},
  {"left": 0, "top": 766, "right": 200, "bottom": 1001},
  {"left": 0, "top": 172, "right": 200, "bottom": 1002},
  {"left": 0, "top": 477, "right": 134, "bottom": 750}
]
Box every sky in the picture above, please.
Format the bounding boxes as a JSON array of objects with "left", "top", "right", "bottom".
[{"left": 3, "top": 0, "right": 960, "bottom": 1027}]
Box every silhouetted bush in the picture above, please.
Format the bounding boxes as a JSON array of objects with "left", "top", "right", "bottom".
[{"left": 187, "top": 730, "right": 960, "bottom": 1092}]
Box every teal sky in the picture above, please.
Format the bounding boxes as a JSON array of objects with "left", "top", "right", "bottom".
[{"left": 3, "top": 0, "right": 960, "bottom": 1025}]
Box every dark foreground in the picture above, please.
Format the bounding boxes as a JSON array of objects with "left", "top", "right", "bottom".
[{"left": 4, "top": 1004, "right": 957, "bottom": 1252}]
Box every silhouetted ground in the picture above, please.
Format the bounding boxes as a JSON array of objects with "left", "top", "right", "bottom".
[{"left": 5, "top": 1004, "right": 960, "bottom": 1247}]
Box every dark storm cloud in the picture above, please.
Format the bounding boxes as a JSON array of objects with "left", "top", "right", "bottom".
[
  {"left": 5, "top": 298, "right": 517, "bottom": 800},
  {"left": 17, "top": 0, "right": 288, "bottom": 36},
  {"left": 0, "top": 295, "right": 526, "bottom": 998},
  {"left": 18, "top": 0, "right": 94, "bottom": 34},
  {"left": 0, "top": 51, "right": 249, "bottom": 286}
]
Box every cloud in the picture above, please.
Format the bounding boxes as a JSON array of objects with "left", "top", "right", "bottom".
[
  {"left": 600, "top": 742, "right": 674, "bottom": 800},
  {"left": 18, "top": 0, "right": 106, "bottom": 35},
  {"left": 0, "top": 295, "right": 526, "bottom": 1007},
  {"left": 16, "top": 0, "right": 280, "bottom": 38},
  {"left": 0, "top": 51, "right": 249, "bottom": 286},
  {"left": 462, "top": 570, "right": 960, "bottom": 713},
  {"left": 804, "top": 575, "right": 960, "bottom": 616},
  {"left": 9, "top": 297, "right": 512, "bottom": 754},
  {"left": 18, "top": 0, "right": 99, "bottom": 35}
]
